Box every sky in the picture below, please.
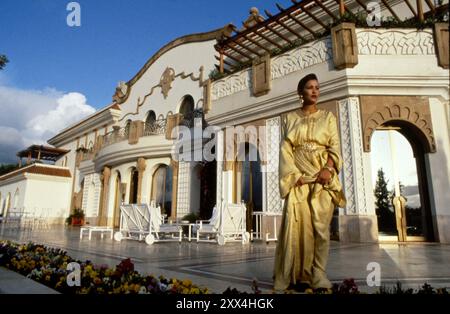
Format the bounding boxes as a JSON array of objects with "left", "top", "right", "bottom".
[
  {"left": 0, "top": 0, "right": 426, "bottom": 205},
  {"left": 0, "top": 0, "right": 294, "bottom": 164}
]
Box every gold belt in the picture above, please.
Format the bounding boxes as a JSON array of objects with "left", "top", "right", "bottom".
[{"left": 294, "top": 142, "right": 324, "bottom": 153}]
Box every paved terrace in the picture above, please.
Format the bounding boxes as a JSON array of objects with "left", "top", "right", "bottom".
[{"left": 1, "top": 225, "right": 449, "bottom": 293}]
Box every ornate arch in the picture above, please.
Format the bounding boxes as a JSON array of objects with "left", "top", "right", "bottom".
[{"left": 361, "top": 96, "right": 436, "bottom": 153}]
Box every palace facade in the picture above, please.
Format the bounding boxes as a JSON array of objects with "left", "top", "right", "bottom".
[{"left": 1, "top": 0, "right": 449, "bottom": 243}]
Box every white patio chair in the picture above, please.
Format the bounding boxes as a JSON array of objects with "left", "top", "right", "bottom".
[
  {"left": 196, "top": 201, "right": 250, "bottom": 245},
  {"left": 113, "top": 204, "right": 150, "bottom": 242},
  {"left": 194, "top": 205, "right": 220, "bottom": 242},
  {"left": 145, "top": 204, "right": 182, "bottom": 245}
]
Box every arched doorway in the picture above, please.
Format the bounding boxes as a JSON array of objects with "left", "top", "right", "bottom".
[
  {"left": 151, "top": 164, "right": 173, "bottom": 217},
  {"left": 113, "top": 171, "right": 123, "bottom": 228},
  {"left": 371, "top": 126, "right": 433, "bottom": 242},
  {"left": 198, "top": 160, "right": 217, "bottom": 220},
  {"left": 235, "top": 142, "right": 263, "bottom": 232},
  {"left": 128, "top": 167, "right": 139, "bottom": 204}
]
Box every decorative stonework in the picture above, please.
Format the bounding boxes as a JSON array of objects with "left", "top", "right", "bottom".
[
  {"left": 81, "top": 173, "right": 101, "bottom": 217},
  {"left": 338, "top": 97, "right": 368, "bottom": 215},
  {"left": 356, "top": 29, "right": 435, "bottom": 55},
  {"left": 212, "top": 38, "right": 332, "bottom": 101},
  {"left": 271, "top": 38, "right": 332, "bottom": 80},
  {"left": 212, "top": 69, "right": 251, "bottom": 101},
  {"left": 112, "top": 81, "right": 128, "bottom": 103},
  {"left": 265, "top": 117, "right": 282, "bottom": 213},
  {"left": 176, "top": 161, "right": 190, "bottom": 218},
  {"left": 160, "top": 67, "right": 175, "bottom": 99},
  {"left": 241, "top": 7, "right": 265, "bottom": 30},
  {"left": 360, "top": 95, "right": 436, "bottom": 153},
  {"left": 119, "top": 66, "right": 205, "bottom": 122}
]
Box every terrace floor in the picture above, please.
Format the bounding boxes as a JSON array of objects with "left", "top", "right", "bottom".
[{"left": 1, "top": 224, "right": 449, "bottom": 293}]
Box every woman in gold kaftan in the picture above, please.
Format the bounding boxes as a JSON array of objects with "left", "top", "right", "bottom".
[{"left": 273, "top": 74, "right": 346, "bottom": 291}]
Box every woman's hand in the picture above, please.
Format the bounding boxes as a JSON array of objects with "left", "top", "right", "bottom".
[
  {"left": 295, "top": 177, "right": 305, "bottom": 187},
  {"left": 316, "top": 168, "right": 332, "bottom": 186}
]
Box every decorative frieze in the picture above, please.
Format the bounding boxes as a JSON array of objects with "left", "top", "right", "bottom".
[
  {"left": 212, "top": 37, "right": 332, "bottom": 101},
  {"left": 356, "top": 28, "right": 435, "bottom": 55},
  {"left": 359, "top": 95, "right": 436, "bottom": 153}
]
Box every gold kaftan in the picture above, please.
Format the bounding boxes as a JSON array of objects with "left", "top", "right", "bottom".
[{"left": 273, "top": 109, "right": 346, "bottom": 291}]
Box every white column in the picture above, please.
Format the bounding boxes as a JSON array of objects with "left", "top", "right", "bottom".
[
  {"left": 338, "top": 97, "right": 372, "bottom": 215},
  {"left": 427, "top": 98, "right": 450, "bottom": 243},
  {"left": 176, "top": 161, "right": 190, "bottom": 217},
  {"left": 216, "top": 131, "right": 224, "bottom": 207},
  {"left": 265, "top": 116, "right": 283, "bottom": 213}
]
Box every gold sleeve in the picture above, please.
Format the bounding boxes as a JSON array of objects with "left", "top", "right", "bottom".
[
  {"left": 279, "top": 115, "right": 302, "bottom": 199},
  {"left": 326, "top": 112, "right": 343, "bottom": 173}
]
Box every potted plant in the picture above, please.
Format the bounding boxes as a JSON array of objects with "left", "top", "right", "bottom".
[{"left": 69, "top": 208, "right": 85, "bottom": 226}]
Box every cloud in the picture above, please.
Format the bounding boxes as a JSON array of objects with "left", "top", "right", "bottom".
[{"left": 0, "top": 86, "right": 96, "bottom": 164}]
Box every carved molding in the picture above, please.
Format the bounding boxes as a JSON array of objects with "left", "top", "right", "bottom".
[
  {"left": 271, "top": 38, "right": 332, "bottom": 80},
  {"left": 360, "top": 95, "right": 436, "bottom": 153},
  {"left": 356, "top": 29, "right": 435, "bottom": 55},
  {"left": 338, "top": 97, "right": 368, "bottom": 215},
  {"left": 212, "top": 69, "right": 250, "bottom": 101}
]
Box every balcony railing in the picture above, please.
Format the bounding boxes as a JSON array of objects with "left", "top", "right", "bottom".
[
  {"left": 103, "top": 127, "right": 127, "bottom": 147},
  {"left": 143, "top": 119, "right": 167, "bottom": 136}
]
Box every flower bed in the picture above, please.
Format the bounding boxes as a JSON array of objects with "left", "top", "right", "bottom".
[
  {"left": 0, "top": 240, "right": 208, "bottom": 294},
  {"left": 0, "top": 240, "right": 448, "bottom": 294}
]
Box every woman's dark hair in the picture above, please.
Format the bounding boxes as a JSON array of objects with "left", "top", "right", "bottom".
[{"left": 297, "top": 73, "right": 318, "bottom": 95}]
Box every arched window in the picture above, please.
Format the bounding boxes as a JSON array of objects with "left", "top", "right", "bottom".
[
  {"left": 124, "top": 119, "right": 132, "bottom": 138},
  {"left": 179, "top": 95, "right": 195, "bottom": 128},
  {"left": 129, "top": 167, "right": 139, "bottom": 204},
  {"left": 151, "top": 164, "right": 173, "bottom": 217},
  {"left": 145, "top": 111, "right": 156, "bottom": 132},
  {"left": 179, "top": 95, "right": 195, "bottom": 116}
]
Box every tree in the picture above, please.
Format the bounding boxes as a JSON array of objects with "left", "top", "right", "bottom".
[
  {"left": 374, "top": 168, "right": 395, "bottom": 231},
  {"left": 0, "top": 163, "right": 19, "bottom": 176},
  {"left": 0, "top": 54, "right": 8, "bottom": 70}
]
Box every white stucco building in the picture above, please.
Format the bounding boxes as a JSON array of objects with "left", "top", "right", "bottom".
[{"left": 1, "top": 0, "right": 449, "bottom": 243}]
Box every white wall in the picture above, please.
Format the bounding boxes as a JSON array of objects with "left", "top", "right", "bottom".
[
  {"left": 0, "top": 179, "right": 28, "bottom": 216},
  {"left": 427, "top": 98, "right": 450, "bottom": 242},
  {"left": 118, "top": 40, "right": 217, "bottom": 125},
  {"left": 23, "top": 174, "right": 72, "bottom": 219}
]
